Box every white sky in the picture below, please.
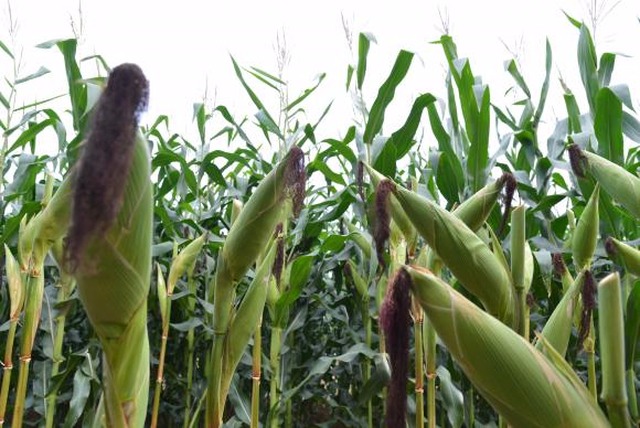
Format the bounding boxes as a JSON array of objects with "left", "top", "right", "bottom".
[{"left": 3, "top": 0, "right": 640, "bottom": 150}]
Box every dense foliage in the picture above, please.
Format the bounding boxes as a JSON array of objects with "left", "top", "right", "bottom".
[{"left": 1, "top": 11, "right": 639, "bottom": 427}]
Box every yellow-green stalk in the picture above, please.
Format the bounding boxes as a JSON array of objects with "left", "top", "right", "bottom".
[
  {"left": 45, "top": 238, "right": 77, "bottom": 428},
  {"left": 407, "top": 265, "right": 609, "bottom": 426},
  {"left": 207, "top": 147, "right": 304, "bottom": 427},
  {"left": 251, "top": 313, "right": 262, "bottom": 428},
  {"left": 344, "top": 260, "right": 373, "bottom": 427},
  {"left": 412, "top": 297, "right": 425, "bottom": 428},
  {"left": 598, "top": 273, "right": 632, "bottom": 428},
  {"left": 0, "top": 246, "right": 23, "bottom": 427},
  {"left": 12, "top": 171, "right": 72, "bottom": 428},
  {"left": 152, "top": 234, "right": 206, "bottom": 428}
]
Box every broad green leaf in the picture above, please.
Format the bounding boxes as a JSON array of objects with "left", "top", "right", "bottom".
[
  {"left": 598, "top": 52, "right": 616, "bottom": 87},
  {"left": 437, "top": 366, "right": 464, "bottom": 428},
  {"left": 594, "top": 87, "right": 623, "bottom": 165},
  {"left": 623, "top": 112, "right": 640, "bottom": 144},
  {"left": 577, "top": 24, "right": 599, "bottom": 112},
  {"left": 387, "top": 93, "right": 436, "bottom": 158},
  {"left": 564, "top": 92, "right": 582, "bottom": 133},
  {"left": 357, "top": 32, "right": 376, "bottom": 90},
  {"left": 286, "top": 73, "right": 326, "bottom": 112},
  {"left": 505, "top": 59, "right": 531, "bottom": 98},
  {"left": 363, "top": 49, "right": 414, "bottom": 144},
  {"left": 533, "top": 39, "right": 552, "bottom": 129}
]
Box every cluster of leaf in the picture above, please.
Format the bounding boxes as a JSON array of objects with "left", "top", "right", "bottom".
[{"left": 1, "top": 11, "right": 639, "bottom": 427}]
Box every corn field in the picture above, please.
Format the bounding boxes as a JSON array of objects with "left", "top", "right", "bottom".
[{"left": 1, "top": 10, "right": 640, "bottom": 428}]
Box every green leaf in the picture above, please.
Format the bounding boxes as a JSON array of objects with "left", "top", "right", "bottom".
[
  {"left": 0, "top": 40, "right": 13, "bottom": 59},
  {"left": 15, "top": 66, "right": 50, "bottom": 84},
  {"left": 432, "top": 151, "right": 463, "bottom": 206},
  {"left": 598, "top": 53, "right": 616, "bottom": 87},
  {"left": 594, "top": 87, "right": 624, "bottom": 165},
  {"left": 362, "top": 49, "right": 414, "bottom": 144},
  {"left": 346, "top": 64, "right": 354, "bottom": 90},
  {"left": 625, "top": 280, "right": 640, "bottom": 368},
  {"left": 564, "top": 92, "right": 582, "bottom": 133},
  {"left": 467, "top": 85, "right": 491, "bottom": 191},
  {"left": 230, "top": 55, "right": 278, "bottom": 131},
  {"left": 505, "top": 59, "right": 531, "bottom": 98},
  {"left": 622, "top": 112, "right": 640, "bottom": 144},
  {"left": 372, "top": 138, "right": 397, "bottom": 177},
  {"left": 533, "top": 39, "right": 553, "bottom": 129},
  {"left": 357, "top": 32, "right": 375, "bottom": 90},
  {"left": 387, "top": 93, "right": 437, "bottom": 158},
  {"left": 8, "top": 118, "right": 57, "bottom": 153},
  {"left": 577, "top": 24, "right": 599, "bottom": 112},
  {"left": 286, "top": 73, "right": 326, "bottom": 112},
  {"left": 437, "top": 366, "right": 464, "bottom": 428}
]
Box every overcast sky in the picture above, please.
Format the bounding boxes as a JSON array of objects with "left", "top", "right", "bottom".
[{"left": 3, "top": 0, "right": 640, "bottom": 149}]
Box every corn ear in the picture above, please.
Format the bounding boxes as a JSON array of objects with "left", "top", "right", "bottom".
[
  {"left": 168, "top": 233, "right": 207, "bottom": 294},
  {"left": 598, "top": 273, "right": 631, "bottom": 427},
  {"left": 570, "top": 144, "right": 640, "bottom": 218},
  {"left": 606, "top": 237, "right": 640, "bottom": 276},
  {"left": 208, "top": 147, "right": 304, "bottom": 426},
  {"left": 216, "top": 147, "right": 304, "bottom": 288},
  {"left": 572, "top": 184, "right": 599, "bottom": 269},
  {"left": 231, "top": 199, "right": 243, "bottom": 225},
  {"left": 219, "top": 241, "right": 277, "bottom": 404},
  {"left": 406, "top": 265, "right": 608, "bottom": 427},
  {"left": 72, "top": 132, "right": 152, "bottom": 427},
  {"left": 453, "top": 172, "right": 514, "bottom": 231},
  {"left": 364, "top": 163, "right": 417, "bottom": 249},
  {"left": 392, "top": 183, "right": 514, "bottom": 323},
  {"left": 4, "top": 245, "right": 23, "bottom": 319},
  {"left": 535, "top": 269, "right": 586, "bottom": 358}
]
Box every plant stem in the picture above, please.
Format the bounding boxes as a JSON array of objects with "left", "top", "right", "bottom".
[
  {"left": 11, "top": 273, "right": 44, "bottom": 428},
  {"left": 627, "top": 369, "right": 639, "bottom": 422},
  {"left": 45, "top": 276, "right": 73, "bottom": 428},
  {"left": 0, "top": 320, "right": 18, "bottom": 427},
  {"left": 251, "top": 317, "right": 262, "bottom": 428},
  {"left": 269, "top": 326, "right": 283, "bottom": 428},
  {"left": 585, "top": 317, "right": 597, "bottom": 401},
  {"left": 183, "top": 274, "right": 198, "bottom": 428},
  {"left": 363, "top": 297, "right": 372, "bottom": 428},
  {"left": 151, "top": 302, "right": 171, "bottom": 428},
  {"left": 413, "top": 299, "right": 425, "bottom": 428},
  {"left": 425, "top": 320, "right": 436, "bottom": 428}
]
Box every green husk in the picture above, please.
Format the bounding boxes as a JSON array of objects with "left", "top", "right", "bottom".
[
  {"left": 573, "top": 145, "right": 640, "bottom": 218},
  {"left": 572, "top": 185, "right": 600, "bottom": 269},
  {"left": 392, "top": 183, "right": 514, "bottom": 324},
  {"left": 535, "top": 270, "right": 585, "bottom": 358},
  {"left": 607, "top": 238, "right": 640, "bottom": 276},
  {"left": 73, "top": 133, "right": 153, "bottom": 427},
  {"left": 407, "top": 265, "right": 608, "bottom": 427},
  {"left": 208, "top": 147, "right": 304, "bottom": 427},
  {"left": 598, "top": 273, "right": 631, "bottom": 428}
]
